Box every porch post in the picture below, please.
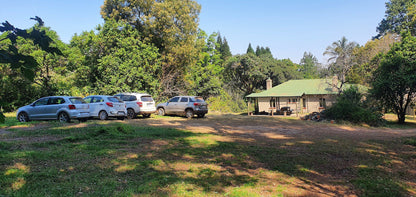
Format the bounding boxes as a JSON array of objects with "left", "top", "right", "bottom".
[{"left": 248, "top": 99, "right": 251, "bottom": 116}]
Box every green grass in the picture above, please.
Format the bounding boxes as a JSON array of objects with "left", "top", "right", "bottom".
[{"left": 0, "top": 113, "right": 415, "bottom": 196}]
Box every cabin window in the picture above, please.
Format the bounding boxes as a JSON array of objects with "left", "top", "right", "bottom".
[
  {"left": 270, "top": 98, "right": 276, "bottom": 108},
  {"left": 288, "top": 98, "right": 297, "bottom": 104},
  {"left": 302, "top": 98, "right": 306, "bottom": 108},
  {"left": 319, "top": 98, "right": 326, "bottom": 108}
]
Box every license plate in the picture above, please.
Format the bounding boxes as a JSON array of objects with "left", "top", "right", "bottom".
[
  {"left": 117, "top": 112, "right": 125, "bottom": 116},
  {"left": 147, "top": 103, "right": 153, "bottom": 106}
]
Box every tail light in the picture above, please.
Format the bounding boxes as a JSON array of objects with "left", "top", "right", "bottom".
[
  {"left": 137, "top": 102, "right": 143, "bottom": 107},
  {"left": 194, "top": 103, "right": 200, "bottom": 106},
  {"left": 106, "top": 102, "right": 113, "bottom": 107},
  {"left": 68, "top": 105, "right": 76, "bottom": 110}
]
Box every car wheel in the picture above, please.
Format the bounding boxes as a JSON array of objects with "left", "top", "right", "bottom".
[
  {"left": 17, "top": 112, "right": 29, "bottom": 122},
  {"left": 127, "top": 109, "right": 135, "bottom": 119},
  {"left": 143, "top": 114, "right": 151, "bottom": 118},
  {"left": 185, "top": 109, "right": 194, "bottom": 119},
  {"left": 99, "top": 111, "right": 108, "bottom": 120},
  {"left": 58, "top": 112, "right": 70, "bottom": 123},
  {"left": 117, "top": 116, "right": 125, "bottom": 120},
  {"left": 197, "top": 114, "right": 205, "bottom": 118},
  {"left": 158, "top": 108, "right": 165, "bottom": 116}
]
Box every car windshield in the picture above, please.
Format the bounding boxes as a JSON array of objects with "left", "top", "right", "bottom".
[
  {"left": 108, "top": 97, "right": 123, "bottom": 103},
  {"left": 190, "top": 97, "right": 204, "bottom": 102},
  {"left": 70, "top": 97, "right": 86, "bottom": 104},
  {"left": 141, "top": 96, "right": 153, "bottom": 102}
]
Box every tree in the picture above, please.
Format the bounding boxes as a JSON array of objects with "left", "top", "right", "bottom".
[
  {"left": 101, "top": 0, "right": 201, "bottom": 97},
  {"left": 224, "top": 53, "right": 266, "bottom": 96},
  {"left": 299, "top": 52, "right": 319, "bottom": 79},
  {"left": 371, "top": 32, "right": 416, "bottom": 124},
  {"left": 323, "top": 36, "right": 358, "bottom": 92},
  {"left": 186, "top": 31, "right": 223, "bottom": 98},
  {"left": 376, "top": 0, "right": 416, "bottom": 37},
  {"left": 0, "top": 17, "right": 64, "bottom": 111},
  {"left": 70, "top": 20, "right": 161, "bottom": 96},
  {"left": 348, "top": 33, "right": 399, "bottom": 85},
  {"left": 246, "top": 43, "right": 254, "bottom": 54},
  {"left": 215, "top": 32, "right": 232, "bottom": 62}
]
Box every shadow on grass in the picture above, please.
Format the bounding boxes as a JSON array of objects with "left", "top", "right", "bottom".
[{"left": 1, "top": 116, "right": 414, "bottom": 196}]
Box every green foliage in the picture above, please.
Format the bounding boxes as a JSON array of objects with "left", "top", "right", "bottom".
[
  {"left": 101, "top": 0, "right": 201, "bottom": 97},
  {"left": 246, "top": 43, "right": 255, "bottom": 54},
  {"left": 325, "top": 87, "right": 385, "bottom": 126},
  {"left": 206, "top": 91, "right": 247, "bottom": 113},
  {"left": 323, "top": 36, "right": 359, "bottom": 92},
  {"left": 0, "top": 18, "right": 66, "bottom": 111},
  {"left": 371, "top": 32, "right": 416, "bottom": 124},
  {"left": 69, "top": 20, "right": 161, "bottom": 96},
  {"left": 348, "top": 33, "right": 398, "bottom": 85},
  {"left": 299, "top": 52, "right": 319, "bottom": 79},
  {"left": 216, "top": 32, "right": 232, "bottom": 61},
  {"left": 186, "top": 31, "right": 223, "bottom": 98},
  {"left": 376, "top": 0, "right": 416, "bottom": 37}
]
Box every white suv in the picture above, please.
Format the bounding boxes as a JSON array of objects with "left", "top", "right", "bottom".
[{"left": 114, "top": 93, "right": 156, "bottom": 119}]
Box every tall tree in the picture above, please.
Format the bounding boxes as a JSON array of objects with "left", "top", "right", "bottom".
[
  {"left": 220, "top": 37, "right": 232, "bottom": 61},
  {"left": 348, "top": 33, "right": 398, "bottom": 85},
  {"left": 371, "top": 32, "right": 416, "bottom": 124},
  {"left": 186, "top": 31, "right": 223, "bottom": 98},
  {"left": 376, "top": 0, "right": 416, "bottom": 37},
  {"left": 101, "top": 0, "right": 201, "bottom": 97},
  {"left": 246, "top": 43, "right": 254, "bottom": 54},
  {"left": 323, "top": 36, "right": 358, "bottom": 92},
  {"left": 70, "top": 20, "right": 160, "bottom": 96},
  {"left": 299, "top": 52, "right": 319, "bottom": 79}
]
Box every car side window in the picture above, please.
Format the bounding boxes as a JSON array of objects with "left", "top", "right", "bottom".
[
  {"left": 169, "top": 97, "right": 179, "bottom": 102},
  {"left": 180, "top": 97, "right": 188, "bottom": 102},
  {"left": 34, "top": 98, "right": 49, "bottom": 106},
  {"left": 84, "top": 97, "right": 93, "bottom": 103},
  {"left": 49, "top": 97, "right": 65, "bottom": 105},
  {"left": 93, "top": 97, "right": 103, "bottom": 103}
]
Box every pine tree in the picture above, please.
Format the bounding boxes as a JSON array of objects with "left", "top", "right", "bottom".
[{"left": 246, "top": 43, "right": 255, "bottom": 54}]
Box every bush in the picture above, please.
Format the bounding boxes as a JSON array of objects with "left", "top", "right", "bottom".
[
  {"left": 325, "top": 87, "right": 385, "bottom": 126},
  {"left": 0, "top": 111, "right": 4, "bottom": 124},
  {"left": 207, "top": 91, "right": 247, "bottom": 113}
]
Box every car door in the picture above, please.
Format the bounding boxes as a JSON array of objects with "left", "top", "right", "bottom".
[
  {"left": 45, "top": 97, "right": 66, "bottom": 119},
  {"left": 27, "top": 97, "right": 49, "bottom": 120},
  {"left": 177, "top": 97, "right": 189, "bottom": 113},
  {"left": 84, "top": 96, "right": 98, "bottom": 117},
  {"left": 92, "top": 96, "right": 106, "bottom": 116},
  {"left": 165, "top": 97, "right": 179, "bottom": 114}
]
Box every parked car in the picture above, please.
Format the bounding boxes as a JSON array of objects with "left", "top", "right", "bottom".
[
  {"left": 156, "top": 96, "right": 208, "bottom": 118},
  {"left": 84, "top": 95, "right": 127, "bottom": 120},
  {"left": 16, "top": 96, "right": 90, "bottom": 123},
  {"left": 276, "top": 107, "right": 292, "bottom": 115},
  {"left": 114, "top": 93, "right": 156, "bottom": 119}
]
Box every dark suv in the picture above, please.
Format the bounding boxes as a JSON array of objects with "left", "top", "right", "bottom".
[{"left": 156, "top": 96, "right": 208, "bottom": 118}]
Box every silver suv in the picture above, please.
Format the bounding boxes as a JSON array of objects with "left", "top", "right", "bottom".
[
  {"left": 156, "top": 96, "right": 208, "bottom": 118},
  {"left": 114, "top": 93, "right": 156, "bottom": 119},
  {"left": 16, "top": 96, "right": 90, "bottom": 123}
]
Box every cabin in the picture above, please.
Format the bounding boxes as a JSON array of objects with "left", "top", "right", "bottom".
[{"left": 246, "top": 78, "right": 363, "bottom": 115}]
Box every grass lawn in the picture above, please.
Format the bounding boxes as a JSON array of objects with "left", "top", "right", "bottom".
[{"left": 1, "top": 113, "right": 416, "bottom": 196}]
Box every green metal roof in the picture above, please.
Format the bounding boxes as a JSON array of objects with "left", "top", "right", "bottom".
[{"left": 246, "top": 79, "right": 366, "bottom": 98}]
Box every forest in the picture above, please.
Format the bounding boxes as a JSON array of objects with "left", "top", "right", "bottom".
[{"left": 1, "top": 0, "right": 416, "bottom": 123}]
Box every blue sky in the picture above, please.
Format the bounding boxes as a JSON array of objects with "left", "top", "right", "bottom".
[{"left": 0, "top": 0, "right": 387, "bottom": 64}]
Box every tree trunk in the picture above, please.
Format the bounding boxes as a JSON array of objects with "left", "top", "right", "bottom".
[{"left": 397, "top": 111, "right": 406, "bottom": 124}]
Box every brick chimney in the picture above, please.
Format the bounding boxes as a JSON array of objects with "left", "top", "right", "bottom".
[{"left": 266, "top": 78, "right": 272, "bottom": 90}]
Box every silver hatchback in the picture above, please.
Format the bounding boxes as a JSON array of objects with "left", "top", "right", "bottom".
[{"left": 16, "top": 96, "right": 90, "bottom": 123}]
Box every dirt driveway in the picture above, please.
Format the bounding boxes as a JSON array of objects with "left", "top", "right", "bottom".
[{"left": 2, "top": 114, "right": 416, "bottom": 196}]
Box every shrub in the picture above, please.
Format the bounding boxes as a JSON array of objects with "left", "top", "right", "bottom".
[
  {"left": 325, "top": 86, "right": 385, "bottom": 126},
  {"left": 207, "top": 91, "right": 247, "bottom": 113}
]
